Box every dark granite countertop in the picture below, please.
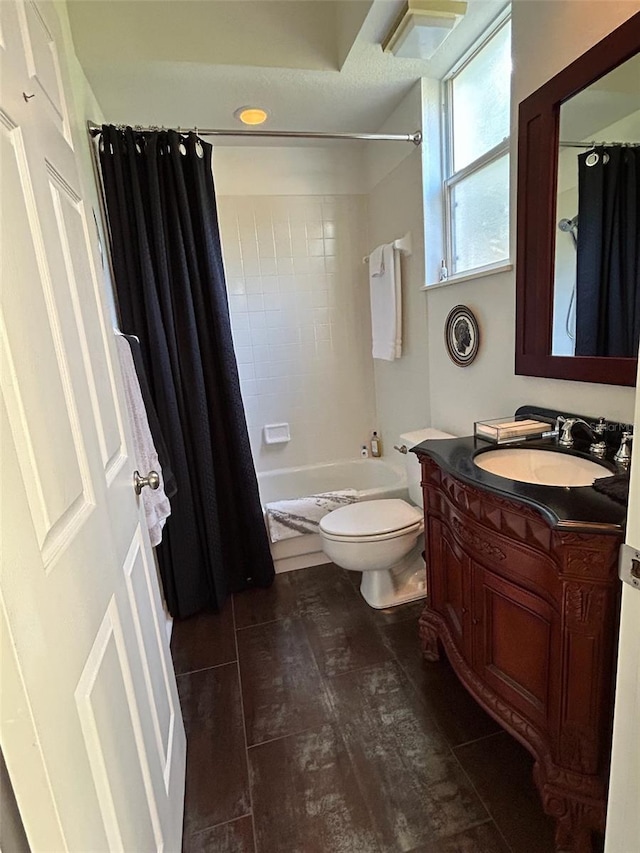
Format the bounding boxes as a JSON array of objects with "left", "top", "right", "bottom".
[{"left": 411, "top": 435, "right": 627, "bottom": 533}]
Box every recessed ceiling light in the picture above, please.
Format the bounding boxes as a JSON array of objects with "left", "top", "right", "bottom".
[{"left": 234, "top": 106, "right": 269, "bottom": 126}]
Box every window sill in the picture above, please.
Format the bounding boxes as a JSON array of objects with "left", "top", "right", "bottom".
[{"left": 421, "top": 261, "right": 513, "bottom": 291}]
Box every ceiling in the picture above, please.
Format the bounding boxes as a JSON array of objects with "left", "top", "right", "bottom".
[
  {"left": 67, "top": 0, "right": 507, "bottom": 142},
  {"left": 559, "top": 53, "right": 640, "bottom": 142}
]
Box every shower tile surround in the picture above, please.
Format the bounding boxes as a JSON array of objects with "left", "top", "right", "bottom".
[{"left": 217, "top": 194, "right": 376, "bottom": 471}]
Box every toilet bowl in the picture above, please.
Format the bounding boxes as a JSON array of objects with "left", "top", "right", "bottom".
[
  {"left": 320, "top": 498, "right": 425, "bottom": 608},
  {"left": 319, "top": 428, "right": 456, "bottom": 609}
]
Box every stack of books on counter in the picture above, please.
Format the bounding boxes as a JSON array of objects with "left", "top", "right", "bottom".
[{"left": 474, "top": 417, "right": 553, "bottom": 444}]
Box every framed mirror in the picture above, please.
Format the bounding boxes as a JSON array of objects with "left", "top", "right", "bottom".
[{"left": 515, "top": 13, "right": 640, "bottom": 386}]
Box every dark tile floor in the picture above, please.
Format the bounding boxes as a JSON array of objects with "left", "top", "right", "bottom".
[{"left": 171, "top": 564, "right": 557, "bottom": 853}]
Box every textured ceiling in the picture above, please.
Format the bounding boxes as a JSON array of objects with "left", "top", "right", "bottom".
[{"left": 68, "top": 0, "right": 507, "bottom": 140}]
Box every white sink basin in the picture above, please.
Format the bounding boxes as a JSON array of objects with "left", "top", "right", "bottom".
[{"left": 474, "top": 448, "right": 612, "bottom": 487}]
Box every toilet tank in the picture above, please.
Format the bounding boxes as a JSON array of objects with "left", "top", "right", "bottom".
[{"left": 399, "top": 429, "right": 456, "bottom": 507}]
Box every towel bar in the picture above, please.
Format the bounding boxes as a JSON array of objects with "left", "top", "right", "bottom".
[{"left": 363, "top": 233, "right": 412, "bottom": 264}]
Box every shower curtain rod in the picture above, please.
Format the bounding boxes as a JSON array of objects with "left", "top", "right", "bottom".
[
  {"left": 560, "top": 140, "right": 640, "bottom": 148},
  {"left": 87, "top": 120, "right": 422, "bottom": 146}
]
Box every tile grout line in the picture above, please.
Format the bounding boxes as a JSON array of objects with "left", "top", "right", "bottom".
[
  {"left": 381, "top": 624, "right": 453, "bottom": 734},
  {"left": 263, "top": 573, "right": 388, "bottom": 845},
  {"left": 380, "top": 620, "right": 517, "bottom": 853},
  {"left": 374, "top": 618, "right": 517, "bottom": 851},
  {"left": 452, "top": 730, "right": 506, "bottom": 751},
  {"left": 318, "top": 655, "right": 386, "bottom": 853},
  {"left": 188, "top": 812, "right": 253, "bottom": 842},
  {"left": 446, "top": 749, "right": 517, "bottom": 853},
  {"left": 175, "top": 658, "right": 238, "bottom": 679},
  {"left": 315, "top": 600, "right": 461, "bottom": 852},
  {"left": 231, "top": 594, "right": 259, "bottom": 853},
  {"left": 375, "top": 620, "right": 517, "bottom": 851},
  {"left": 235, "top": 616, "right": 284, "bottom": 632},
  {"left": 246, "top": 723, "right": 329, "bottom": 751}
]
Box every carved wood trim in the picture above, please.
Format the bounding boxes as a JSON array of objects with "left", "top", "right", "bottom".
[
  {"left": 419, "top": 607, "right": 607, "bottom": 810},
  {"left": 420, "top": 453, "right": 622, "bottom": 851},
  {"left": 564, "top": 584, "right": 607, "bottom": 630},
  {"left": 451, "top": 517, "right": 506, "bottom": 560}
]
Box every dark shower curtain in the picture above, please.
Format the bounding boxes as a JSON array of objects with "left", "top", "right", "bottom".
[
  {"left": 99, "top": 124, "right": 274, "bottom": 618},
  {"left": 574, "top": 145, "right": 640, "bottom": 358}
]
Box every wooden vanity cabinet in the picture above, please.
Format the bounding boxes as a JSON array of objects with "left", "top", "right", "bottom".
[{"left": 417, "top": 455, "right": 622, "bottom": 853}]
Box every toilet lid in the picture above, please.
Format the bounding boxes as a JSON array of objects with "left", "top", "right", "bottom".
[{"left": 319, "top": 499, "right": 422, "bottom": 538}]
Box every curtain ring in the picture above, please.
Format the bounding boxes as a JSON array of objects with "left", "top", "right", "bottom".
[{"left": 585, "top": 151, "right": 599, "bottom": 167}]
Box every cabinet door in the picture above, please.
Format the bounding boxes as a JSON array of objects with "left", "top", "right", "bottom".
[
  {"left": 472, "top": 566, "right": 559, "bottom": 732},
  {"left": 428, "top": 517, "right": 472, "bottom": 661}
]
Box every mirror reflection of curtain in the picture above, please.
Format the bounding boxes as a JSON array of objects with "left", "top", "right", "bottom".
[{"left": 575, "top": 145, "right": 640, "bottom": 358}]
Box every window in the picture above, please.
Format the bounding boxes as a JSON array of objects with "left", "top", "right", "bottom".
[{"left": 444, "top": 15, "right": 511, "bottom": 277}]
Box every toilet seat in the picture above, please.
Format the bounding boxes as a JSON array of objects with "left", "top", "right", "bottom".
[{"left": 320, "top": 499, "right": 423, "bottom": 543}]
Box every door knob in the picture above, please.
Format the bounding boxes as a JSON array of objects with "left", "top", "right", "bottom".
[{"left": 133, "top": 470, "right": 160, "bottom": 495}]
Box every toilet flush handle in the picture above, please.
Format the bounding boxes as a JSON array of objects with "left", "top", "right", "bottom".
[{"left": 394, "top": 444, "right": 408, "bottom": 454}]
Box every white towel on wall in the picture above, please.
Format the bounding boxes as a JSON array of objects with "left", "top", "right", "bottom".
[
  {"left": 115, "top": 336, "right": 171, "bottom": 547},
  {"left": 369, "top": 242, "right": 402, "bottom": 361}
]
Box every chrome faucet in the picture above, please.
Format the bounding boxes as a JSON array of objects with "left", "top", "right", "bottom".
[
  {"left": 614, "top": 431, "right": 632, "bottom": 469},
  {"left": 557, "top": 416, "right": 607, "bottom": 457}
]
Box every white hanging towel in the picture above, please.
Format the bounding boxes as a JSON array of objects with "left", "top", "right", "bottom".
[
  {"left": 369, "top": 242, "right": 402, "bottom": 361},
  {"left": 115, "top": 336, "right": 171, "bottom": 546}
]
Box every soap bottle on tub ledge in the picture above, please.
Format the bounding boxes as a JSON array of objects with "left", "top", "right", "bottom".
[{"left": 370, "top": 431, "right": 382, "bottom": 458}]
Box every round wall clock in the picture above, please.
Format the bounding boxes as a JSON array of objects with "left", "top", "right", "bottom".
[{"left": 444, "top": 305, "right": 480, "bottom": 366}]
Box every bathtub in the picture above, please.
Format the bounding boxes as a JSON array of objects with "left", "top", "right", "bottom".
[{"left": 258, "top": 458, "right": 408, "bottom": 573}]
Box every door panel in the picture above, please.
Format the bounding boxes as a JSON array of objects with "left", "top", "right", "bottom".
[
  {"left": 473, "top": 566, "right": 556, "bottom": 729},
  {"left": 429, "top": 516, "right": 471, "bottom": 657},
  {"left": 0, "top": 3, "right": 185, "bottom": 849},
  {"left": 15, "top": 0, "right": 72, "bottom": 144},
  {"left": 47, "top": 167, "right": 127, "bottom": 481},
  {"left": 122, "top": 529, "right": 177, "bottom": 786},
  {"left": 75, "top": 598, "right": 162, "bottom": 853},
  {"left": 1, "top": 115, "right": 94, "bottom": 562}
]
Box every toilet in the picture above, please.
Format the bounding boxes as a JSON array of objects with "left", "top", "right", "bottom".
[{"left": 319, "top": 429, "right": 455, "bottom": 609}]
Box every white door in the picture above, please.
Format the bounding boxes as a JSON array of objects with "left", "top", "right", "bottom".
[
  {"left": 605, "top": 358, "right": 640, "bottom": 852},
  {"left": 0, "top": 2, "right": 186, "bottom": 850}
]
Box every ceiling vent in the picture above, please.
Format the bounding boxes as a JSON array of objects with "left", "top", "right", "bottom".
[{"left": 383, "top": 0, "right": 468, "bottom": 60}]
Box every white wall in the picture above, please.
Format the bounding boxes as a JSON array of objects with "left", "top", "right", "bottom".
[
  {"left": 368, "top": 152, "right": 432, "bottom": 446},
  {"left": 364, "top": 82, "right": 423, "bottom": 191},
  {"left": 421, "top": 0, "right": 639, "bottom": 436},
  {"left": 216, "top": 147, "right": 377, "bottom": 472},
  {"left": 366, "top": 83, "right": 432, "bottom": 447},
  {"left": 213, "top": 145, "right": 367, "bottom": 196}
]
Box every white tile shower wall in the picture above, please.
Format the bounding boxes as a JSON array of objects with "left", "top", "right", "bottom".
[{"left": 217, "top": 194, "right": 377, "bottom": 472}]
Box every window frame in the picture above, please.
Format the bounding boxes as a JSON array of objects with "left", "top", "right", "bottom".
[{"left": 442, "top": 10, "right": 512, "bottom": 278}]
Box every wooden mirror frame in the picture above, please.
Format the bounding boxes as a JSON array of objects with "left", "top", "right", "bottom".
[{"left": 515, "top": 12, "right": 640, "bottom": 387}]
